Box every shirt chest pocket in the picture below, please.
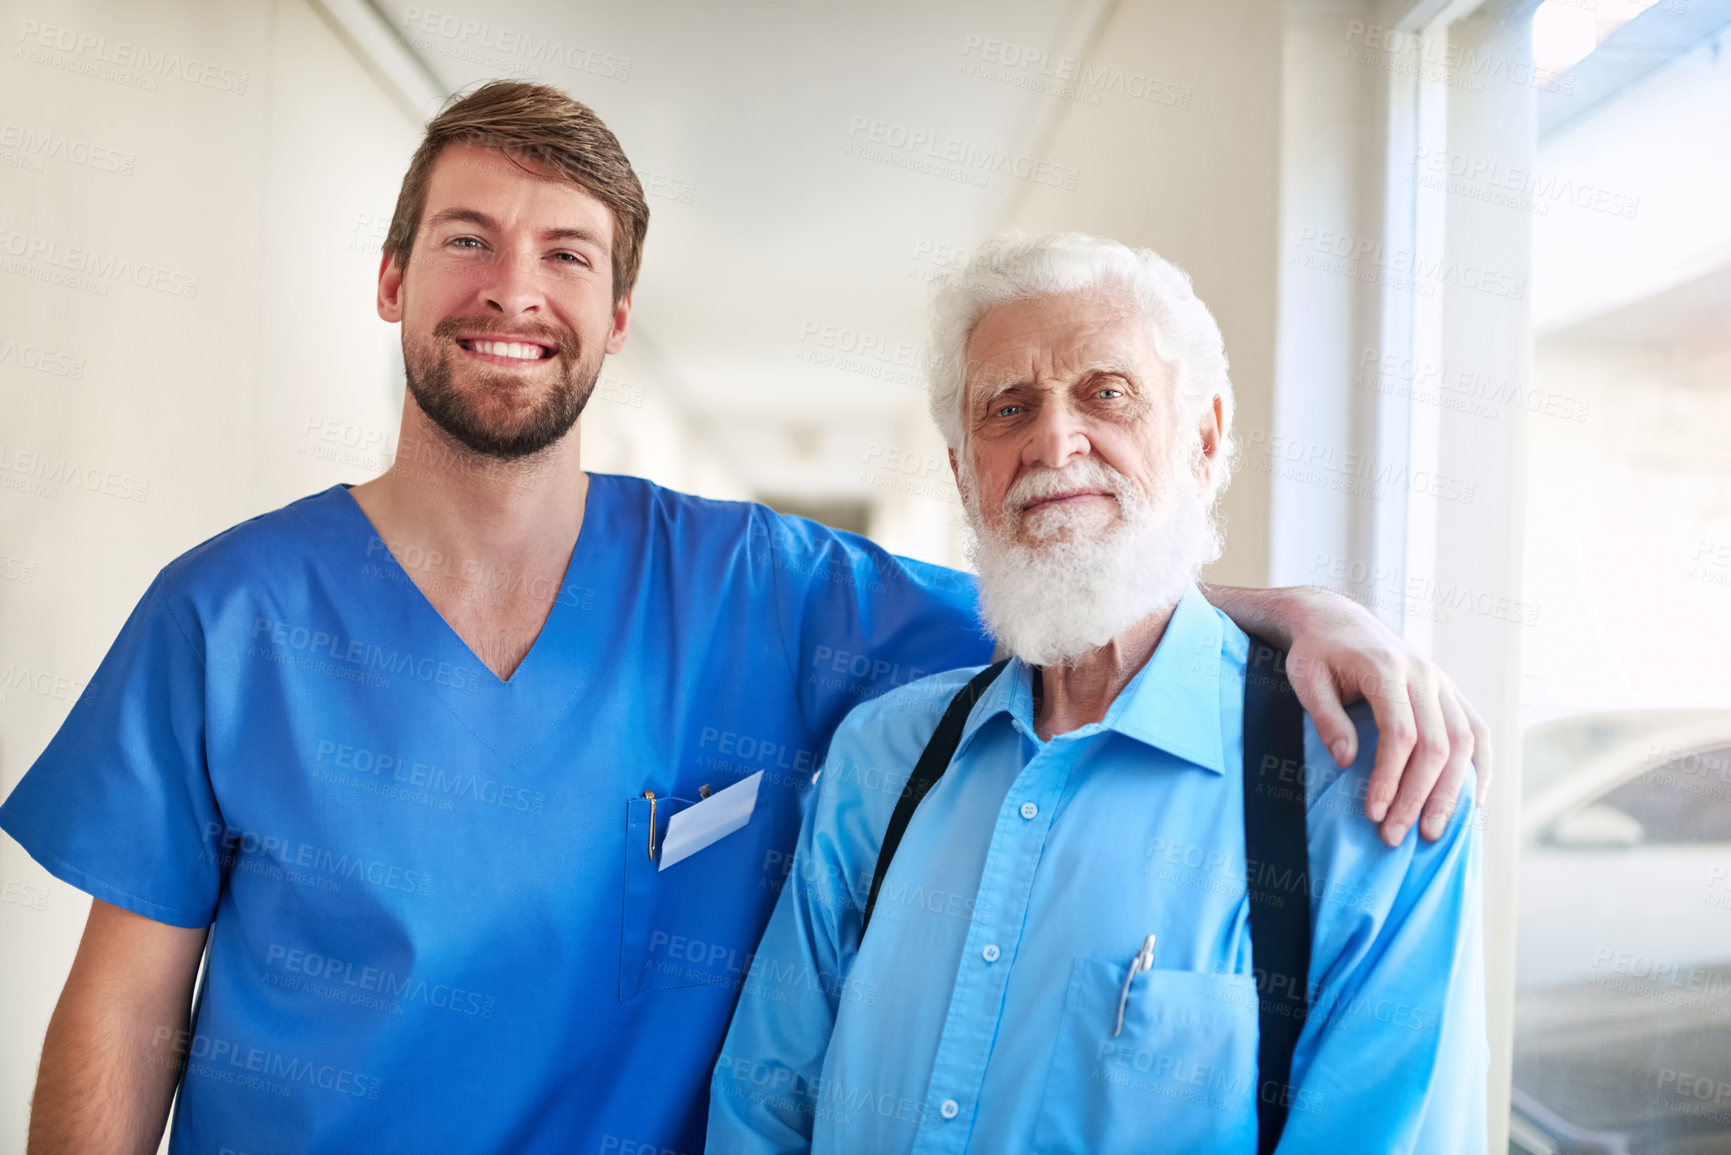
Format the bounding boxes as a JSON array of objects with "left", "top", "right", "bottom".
[
  {"left": 618, "top": 792, "right": 774, "bottom": 1002},
  {"left": 1033, "top": 958, "right": 1261, "bottom": 1154}
]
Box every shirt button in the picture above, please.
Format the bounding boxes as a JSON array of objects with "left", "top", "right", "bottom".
[
  {"left": 1020, "top": 801, "right": 1038, "bottom": 820},
  {"left": 982, "top": 944, "right": 1000, "bottom": 963},
  {"left": 940, "top": 1099, "right": 960, "bottom": 1119}
]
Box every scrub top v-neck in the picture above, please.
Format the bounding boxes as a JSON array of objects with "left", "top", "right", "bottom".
[
  {"left": 0, "top": 473, "right": 991, "bottom": 1154},
  {"left": 340, "top": 481, "right": 605, "bottom": 766}
]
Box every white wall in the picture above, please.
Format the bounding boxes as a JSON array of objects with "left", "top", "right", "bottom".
[{"left": 1270, "top": 0, "right": 1388, "bottom": 591}]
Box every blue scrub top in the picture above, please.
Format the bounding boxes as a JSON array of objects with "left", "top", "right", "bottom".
[{"left": 0, "top": 475, "right": 992, "bottom": 1153}]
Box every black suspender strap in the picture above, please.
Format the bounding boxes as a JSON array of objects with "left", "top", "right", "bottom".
[
  {"left": 860, "top": 659, "right": 1010, "bottom": 937},
  {"left": 1241, "top": 634, "right": 1313, "bottom": 1155}
]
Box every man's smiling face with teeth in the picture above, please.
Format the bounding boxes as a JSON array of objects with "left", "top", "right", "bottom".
[{"left": 377, "top": 140, "right": 633, "bottom": 461}]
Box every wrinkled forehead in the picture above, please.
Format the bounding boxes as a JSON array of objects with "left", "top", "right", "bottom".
[{"left": 962, "top": 288, "right": 1161, "bottom": 391}]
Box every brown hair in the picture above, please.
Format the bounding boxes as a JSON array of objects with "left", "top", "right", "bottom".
[{"left": 383, "top": 80, "right": 649, "bottom": 302}]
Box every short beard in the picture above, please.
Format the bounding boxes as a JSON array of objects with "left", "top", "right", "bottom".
[
  {"left": 960, "top": 451, "right": 1221, "bottom": 667},
  {"left": 404, "top": 315, "right": 602, "bottom": 461}
]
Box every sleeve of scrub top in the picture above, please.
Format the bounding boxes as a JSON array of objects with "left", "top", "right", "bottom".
[
  {"left": 754, "top": 506, "right": 990, "bottom": 748},
  {"left": 707, "top": 695, "right": 886, "bottom": 1151},
  {"left": 0, "top": 568, "right": 222, "bottom": 928},
  {"left": 1275, "top": 708, "right": 1488, "bottom": 1154}
]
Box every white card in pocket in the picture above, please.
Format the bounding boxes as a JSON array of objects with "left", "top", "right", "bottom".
[{"left": 658, "top": 772, "right": 763, "bottom": 871}]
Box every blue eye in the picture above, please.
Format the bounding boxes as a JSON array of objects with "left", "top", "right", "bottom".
[{"left": 994, "top": 404, "right": 1021, "bottom": 417}]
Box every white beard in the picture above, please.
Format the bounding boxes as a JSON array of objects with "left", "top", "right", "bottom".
[{"left": 961, "top": 453, "right": 1221, "bottom": 667}]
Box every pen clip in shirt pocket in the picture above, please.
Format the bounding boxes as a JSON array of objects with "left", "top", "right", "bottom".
[
  {"left": 1033, "top": 957, "right": 1261, "bottom": 1153},
  {"left": 619, "top": 792, "right": 763, "bottom": 1001}
]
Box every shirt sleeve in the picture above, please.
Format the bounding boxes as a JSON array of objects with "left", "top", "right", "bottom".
[
  {"left": 0, "top": 569, "right": 221, "bottom": 928},
  {"left": 1276, "top": 705, "right": 1488, "bottom": 1154},
  {"left": 753, "top": 506, "right": 993, "bottom": 750},
  {"left": 706, "top": 703, "right": 881, "bottom": 1151}
]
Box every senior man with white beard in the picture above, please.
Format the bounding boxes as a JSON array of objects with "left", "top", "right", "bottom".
[{"left": 707, "top": 233, "right": 1486, "bottom": 1155}]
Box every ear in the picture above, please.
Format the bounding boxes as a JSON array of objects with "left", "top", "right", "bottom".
[
  {"left": 377, "top": 251, "right": 405, "bottom": 323},
  {"left": 1194, "top": 395, "right": 1225, "bottom": 487},
  {"left": 605, "top": 291, "right": 633, "bottom": 355},
  {"left": 948, "top": 446, "right": 971, "bottom": 507}
]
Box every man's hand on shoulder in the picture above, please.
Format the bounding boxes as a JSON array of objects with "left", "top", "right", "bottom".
[{"left": 1203, "top": 583, "right": 1490, "bottom": 848}]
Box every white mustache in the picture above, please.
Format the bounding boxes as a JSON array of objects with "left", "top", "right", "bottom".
[{"left": 1004, "top": 460, "right": 1132, "bottom": 514}]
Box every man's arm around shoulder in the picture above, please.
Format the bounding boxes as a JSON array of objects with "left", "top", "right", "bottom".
[{"left": 29, "top": 898, "right": 207, "bottom": 1155}]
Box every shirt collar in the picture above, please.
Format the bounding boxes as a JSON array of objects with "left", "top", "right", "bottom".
[{"left": 956, "top": 584, "right": 1228, "bottom": 775}]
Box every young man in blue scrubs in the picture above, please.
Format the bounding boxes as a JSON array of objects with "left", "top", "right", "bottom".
[{"left": 1, "top": 83, "right": 1487, "bottom": 1154}]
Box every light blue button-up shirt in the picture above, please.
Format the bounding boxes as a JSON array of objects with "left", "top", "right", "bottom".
[{"left": 708, "top": 586, "right": 1486, "bottom": 1154}]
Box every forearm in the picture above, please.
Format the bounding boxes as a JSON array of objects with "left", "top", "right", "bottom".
[
  {"left": 29, "top": 900, "right": 208, "bottom": 1155},
  {"left": 29, "top": 987, "right": 191, "bottom": 1155},
  {"left": 1210, "top": 579, "right": 1490, "bottom": 840},
  {"left": 1199, "top": 583, "right": 1311, "bottom": 649}
]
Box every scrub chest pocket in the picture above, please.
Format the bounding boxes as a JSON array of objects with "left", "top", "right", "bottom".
[
  {"left": 1033, "top": 957, "right": 1262, "bottom": 1153},
  {"left": 619, "top": 792, "right": 769, "bottom": 1001}
]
